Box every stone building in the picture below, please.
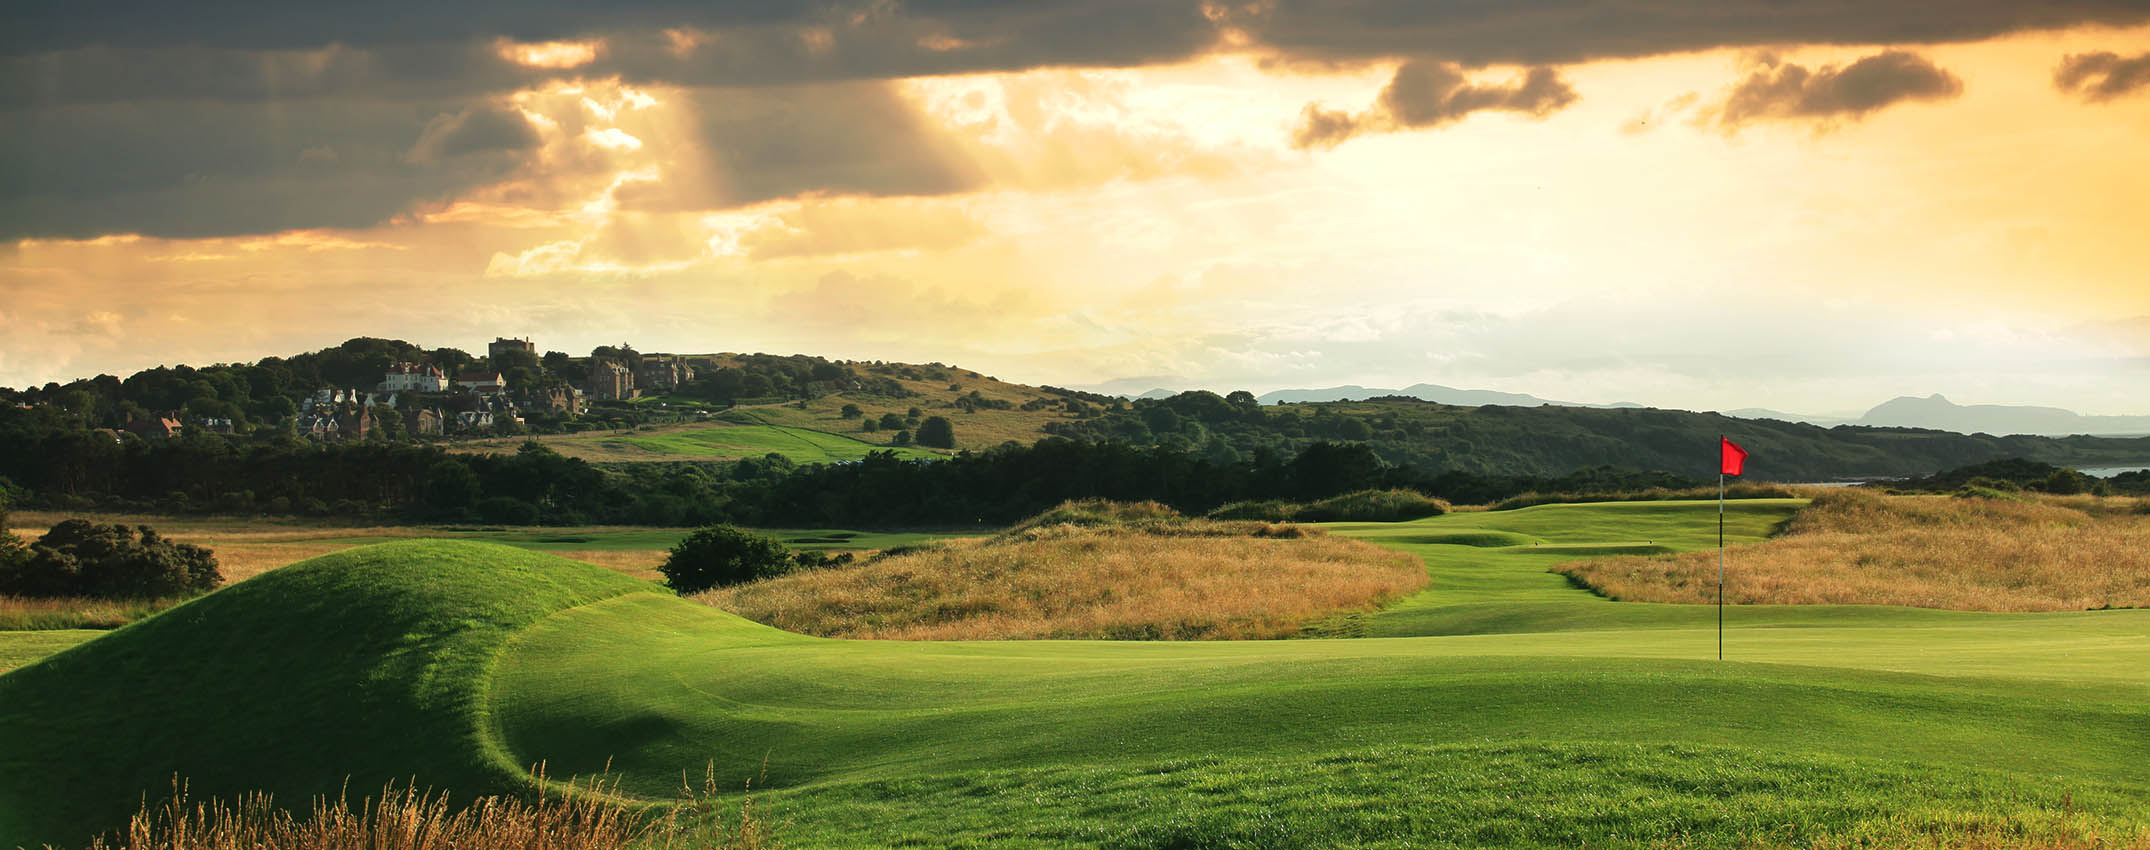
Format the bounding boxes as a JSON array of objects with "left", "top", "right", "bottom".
[
  {"left": 639, "top": 356, "right": 695, "bottom": 391},
  {"left": 538, "top": 384, "right": 585, "bottom": 415},
  {"left": 586, "top": 362, "right": 636, "bottom": 401},
  {"left": 405, "top": 408, "right": 444, "bottom": 437},
  {"left": 488, "top": 337, "right": 535, "bottom": 360}
]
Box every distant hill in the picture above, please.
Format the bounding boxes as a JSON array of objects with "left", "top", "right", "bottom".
[
  {"left": 1254, "top": 383, "right": 1640, "bottom": 408},
  {"left": 1724, "top": 408, "right": 1852, "bottom": 428},
  {"left": 1854, "top": 394, "right": 2150, "bottom": 437}
]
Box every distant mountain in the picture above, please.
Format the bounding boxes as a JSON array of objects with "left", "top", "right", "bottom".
[
  {"left": 1255, "top": 383, "right": 1638, "bottom": 408},
  {"left": 1855, "top": 394, "right": 2150, "bottom": 437},
  {"left": 1723, "top": 408, "right": 1851, "bottom": 428}
]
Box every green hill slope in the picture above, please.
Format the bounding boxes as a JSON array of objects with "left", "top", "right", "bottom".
[{"left": 0, "top": 540, "right": 653, "bottom": 847}]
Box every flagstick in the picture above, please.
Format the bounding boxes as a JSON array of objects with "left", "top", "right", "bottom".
[{"left": 1717, "top": 467, "right": 1725, "bottom": 662}]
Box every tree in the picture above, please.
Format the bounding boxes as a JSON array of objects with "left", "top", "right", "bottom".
[
  {"left": 878, "top": 412, "right": 906, "bottom": 430},
  {"left": 429, "top": 347, "right": 473, "bottom": 376},
  {"left": 0, "top": 520, "right": 220, "bottom": 599},
  {"left": 892, "top": 429, "right": 913, "bottom": 446},
  {"left": 658, "top": 524, "right": 792, "bottom": 593},
  {"left": 421, "top": 459, "right": 482, "bottom": 518},
  {"left": 840, "top": 404, "right": 863, "bottom": 419},
  {"left": 916, "top": 416, "right": 955, "bottom": 449}
]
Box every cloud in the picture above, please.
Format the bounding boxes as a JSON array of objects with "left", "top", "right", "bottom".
[
  {"left": 0, "top": 97, "right": 541, "bottom": 240},
  {"left": 2055, "top": 51, "right": 2150, "bottom": 101},
  {"left": 612, "top": 81, "right": 982, "bottom": 213},
  {"left": 1291, "top": 61, "right": 1576, "bottom": 150},
  {"left": 1235, "top": 1, "right": 2150, "bottom": 67},
  {"left": 1701, "top": 51, "right": 1963, "bottom": 132}
]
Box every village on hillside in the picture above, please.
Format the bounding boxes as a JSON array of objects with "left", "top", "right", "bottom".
[{"left": 27, "top": 337, "right": 717, "bottom": 444}]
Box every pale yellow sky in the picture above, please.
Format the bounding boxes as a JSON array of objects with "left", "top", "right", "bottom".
[{"left": 4, "top": 20, "right": 2148, "bottom": 414}]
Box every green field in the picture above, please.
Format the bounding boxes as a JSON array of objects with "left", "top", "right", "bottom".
[
  {"left": 2, "top": 501, "right": 2146, "bottom": 848},
  {"left": 611, "top": 424, "right": 943, "bottom": 462}
]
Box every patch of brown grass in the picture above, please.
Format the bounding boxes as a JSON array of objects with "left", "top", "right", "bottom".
[
  {"left": 63, "top": 769, "right": 779, "bottom": 850},
  {"left": 1557, "top": 490, "right": 2150, "bottom": 611},
  {"left": 700, "top": 524, "right": 1426, "bottom": 640},
  {"left": 0, "top": 596, "right": 185, "bottom": 630},
  {"left": 557, "top": 549, "right": 669, "bottom": 582}
]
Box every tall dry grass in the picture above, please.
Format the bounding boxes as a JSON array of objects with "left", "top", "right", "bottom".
[
  {"left": 701, "top": 524, "right": 1426, "bottom": 640},
  {"left": 0, "top": 595, "right": 186, "bottom": 630},
  {"left": 62, "top": 769, "right": 778, "bottom": 850},
  {"left": 1557, "top": 490, "right": 2150, "bottom": 611}
]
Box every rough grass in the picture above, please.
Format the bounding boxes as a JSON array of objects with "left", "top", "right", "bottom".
[
  {"left": 64, "top": 771, "right": 778, "bottom": 850},
  {"left": 0, "top": 596, "right": 184, "bottom": 631},
  {"left": 700, "top": 524, "right": 1426, "bottom": 640},
  {"left": 1556, "top": 490, "right": 2150, "bottom": 611}
]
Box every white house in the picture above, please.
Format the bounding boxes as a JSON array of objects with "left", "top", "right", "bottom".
[
  {"left": 380, "top": 362, "right": 447, "bottom": 393},
  {"left": 456, "top": 371, "right": 507, "bottom": 395}
]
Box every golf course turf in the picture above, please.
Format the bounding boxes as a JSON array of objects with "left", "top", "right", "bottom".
[{"left": 2, "top": 499, "right": 2145, "bottom": 848}]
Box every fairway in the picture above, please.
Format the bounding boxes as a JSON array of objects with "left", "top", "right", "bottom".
[
  {"left": 3, "top": 500, "right": 2147, "bottom": 847},
  {"left": 452, "top": 423, "right": 945, "bottom": 463}
]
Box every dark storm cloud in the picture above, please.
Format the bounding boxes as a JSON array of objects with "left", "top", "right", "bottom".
[
  {"left": 1237, "top": 0, "right": 2150, "bottom": 67},
  {"left": 1291, "top": 61, "right": 1576, "bottom": 149},
  {"left": 2055, "top": 51, "right": 2150, "bottom": 101},
  {"left": 0, "top": 2, "right": 1222, "bottom": 106},
  {"left": 0, "top": 99, "right": 537, "bottom": 239},
  {"left": 615, "top": 82, "right": 983, "bottom": 211},
  {"left": 1705, "top": 51, "right": 1963, "bottom": 130}
]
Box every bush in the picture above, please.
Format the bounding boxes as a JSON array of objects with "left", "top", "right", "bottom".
[
  {"left": 839, "top": 403, "right": 863, "bottom": 419},
  {"left": 916, "top": 416, "right": 956, "bottom": 449},
  {"left": 1294, "top": 489, "right": 1450, "bottom": 522},
  {"left": 0, "top": 520, "right": 221, "bottom": 599},
  {"left": 661, "top": 524, "right": 794, "bottom": 593}
]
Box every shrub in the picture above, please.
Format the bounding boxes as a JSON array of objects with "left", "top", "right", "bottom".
[
  {"left": 0, "top": 520, "right": 220, "bottom": 599},
  {"left": 661, "top": 524, "right": 794, "bottom": 593},
  {"left": 1295, "top": 489, "right": 1450, "bottom": 522},
  {"left": 916, "top": 415, "right": 956, "bottom": 449},
  {"left": 840, "top": 403, "right": 863, "bottom": 419}
]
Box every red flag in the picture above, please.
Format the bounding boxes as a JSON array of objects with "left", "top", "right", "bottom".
[{"left": 1720, "top": 437, "right": 1749, "bottom": 476}]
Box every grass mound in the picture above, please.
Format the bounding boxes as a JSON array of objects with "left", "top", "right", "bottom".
[
  {"left": 1556, "top": 490, "right": 2150, "bottom": 610},
  {"left": 1207, "top": 489, "right": 1449, "bottom": 523},
  {"left": 1006, "top": 499, "right": 1186, "bottom": 531},
  {"left": 701, "top": 523, "right": 1425, "bottom": 640},
  {"left": 0, "top": 540, "right": 655, "bottom": 848}
]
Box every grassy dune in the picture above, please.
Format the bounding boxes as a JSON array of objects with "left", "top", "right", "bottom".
[
  {"left": 704, "top": 524, "right": 1425, "bottom": 640},
  {"left": 0, "top": 542, "right": 650, "bottom": 846},
  {"left": 4, "top": 501, "right": 2148, "bottom": 848},
  {"left": 1558, "top": 491, "right": 2150, "bottom": 611}
]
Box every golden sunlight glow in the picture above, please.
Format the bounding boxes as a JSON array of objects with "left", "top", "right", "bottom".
[{"left": 496, "top": 38, "right": 601, "bottom": 69}]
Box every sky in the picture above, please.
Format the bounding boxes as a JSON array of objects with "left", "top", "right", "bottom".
[{"left": 4, "top": 1, "right": 2149, "bottom": 416}]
